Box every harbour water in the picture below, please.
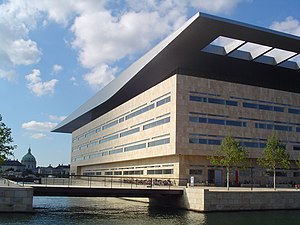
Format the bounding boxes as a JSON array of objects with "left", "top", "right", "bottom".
[{"left": 0, "top": 197, "right": 300, "bottom": 225}]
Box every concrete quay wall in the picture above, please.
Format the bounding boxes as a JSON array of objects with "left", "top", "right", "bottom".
[
  {"left": 182, "top": 187, "right": 300, "bottom": 212},
  {"left": 0, "top": 186, "right": 33, "bottom": 212}
]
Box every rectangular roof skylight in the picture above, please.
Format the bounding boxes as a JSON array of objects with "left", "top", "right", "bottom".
[
  {"left": 264, "top": 48, "right": 297, "bottom": 64},
  {"left": 211, "top": 36, "right": 245, "bottom": 54},
  {"left": 201, "top": 35, "right": 300, "bottom": 70},
  {"left": 238, "top": 42, "right": 272, "bottom": 59}
]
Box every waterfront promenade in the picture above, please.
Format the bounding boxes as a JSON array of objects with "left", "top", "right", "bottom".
[{"left": 2, "top": 176, "right": 300, "bottom": 212}]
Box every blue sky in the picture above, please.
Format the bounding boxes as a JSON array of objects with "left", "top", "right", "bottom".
[{"left": 1, "top": 0, "right": 300, "bottom": 166}]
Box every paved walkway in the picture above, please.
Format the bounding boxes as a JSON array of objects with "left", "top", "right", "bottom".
[{"left": 189, "top": 186, "right": 300, "bottom": 192}]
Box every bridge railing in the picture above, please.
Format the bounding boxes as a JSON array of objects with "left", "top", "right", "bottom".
[{"left": 34, "top": 174, "right": 188, "bottom": 189}]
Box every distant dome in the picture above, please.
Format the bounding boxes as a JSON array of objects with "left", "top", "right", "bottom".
[{"left": 22, "top": 148, "right": 36, "bottom": 163}]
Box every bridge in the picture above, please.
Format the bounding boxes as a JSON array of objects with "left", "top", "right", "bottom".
[
  {"left": 31, "top": 185, "right": 183, "bottom": 197},
  {"left": 22, "top": 175, "right": 185, "bottom": 198}
]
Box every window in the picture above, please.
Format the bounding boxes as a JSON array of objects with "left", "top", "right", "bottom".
[
  {"left": 259, "top": 104, "right": 273, "bottom": 111},
  {"left": 208, "top": 139, "right": 221, "bottom": 145},
  {"left": 288, "top": 108, "right": 300, "bottom": 114},
  {"left": 226, "top": 100, "right": 238, "bottom": 106},
  {"left": 189, "top": 116, "right": 198, "bottom": 122},
  {"left": 124, "top": 143, "right": 146, "bottom": 152},
  {"left": 124, "top": 170, "right": 143, "bottom": 175},
  {"left": 255, "top": 123, "right": 292, "bottom": 132},
  {"left": 148, "top": 138, "right": 170, "bottom": 147},
  {"left": 293, "top": 146, "right": 300, "bottom": 151},
  {"left": 274, "top": 106, "right": 284, "bottom": 112},
  {"left": 105, "top": 171, "right": 113, "bottom": 176},
  {"left": 156, "top": 96, "right": 171, "bottom": 107},
  {"left": 207, "top": 118, "right": 225, "bottom": 125},
  {"left": 208, "top": 98, "right": 225, "bottom": 104},
  {"left": 102, "top": 120, "right": 118, "bottom": 130},
  {"left": 147, "top": 169, "right": 173, "bottom": 175},
  {"left": 243, "top": 102, "right": 258, "bottom": 109},
  {"left": 226, "top": 120, "right": 242, "bottom": 127},
  {"left": 241, "top": 142, "right": 259, "bottom": 148},
  {"left": 189, "top": 96, "right": 207, "bottom": 102},
  {"left": 99, "top": 134, "right": 119, "bottom": 144},
  {"left": 143, "top": 117, "right": 170, "bottom": 130},
  {"left": 109, "top": 148, "right": 123, "bottom": 155},
  {"left": 125, "top": 104, "right": 155, "bottom": 120},
  {"left": 114, "top": 171, "right": 122, "bottom": 175},
  {"left": 120, "top": 127, "right": 140, "bottom": 137},
  {"left": 296, "top": 127, "right": 300, "bottom": 132}
]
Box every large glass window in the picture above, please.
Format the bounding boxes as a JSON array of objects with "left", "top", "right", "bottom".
[
  {"left": 125, "top": 104, "right": 155, "bottom": 120},
  {"left": 120, "top": 127, "right": 140, "bottom": 137},
  {"left": 99, "top": 134, "right": 119, "bottom": 144},
  {"left": 288, "top": 108, "right": 300, "bottom": 114},
  {"left": 243, "top": 102, "right": 257, "bottom": 109},
  {"left": 124, "top": 143, "right": 146, "bottom": 152},
  {"left": 148, "top": 138, "right": 170, "bottom": 147},
  {"left": 143, "top": 117, "right": 170, "bottom": 130},
  {"left": 156, "top": 96, "right": 171, "bottom": 107}
]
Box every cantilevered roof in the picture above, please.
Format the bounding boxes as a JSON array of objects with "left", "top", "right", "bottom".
[{"left": 53, "top": 12, "right": 300, "bottom": 133}]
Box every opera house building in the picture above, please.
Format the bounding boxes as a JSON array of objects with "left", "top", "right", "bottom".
[{"left": 54, "top": 13, "right": 300, "bottom": 186}]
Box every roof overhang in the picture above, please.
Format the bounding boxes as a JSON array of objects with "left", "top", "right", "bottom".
[{"left": 53, "top": 12, "right": 300, "bottom": 133}]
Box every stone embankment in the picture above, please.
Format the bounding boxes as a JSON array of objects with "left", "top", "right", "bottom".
[
  {"left": 182, "top": 187, "right": 300, "bottom": 212},
  {"left": 0, "top": 178, "right": 33, "bottom": 212}
]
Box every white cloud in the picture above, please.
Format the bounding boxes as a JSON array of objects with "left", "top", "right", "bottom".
[
  {"left": 83, "top": 64, "right": 116, "bottom": 90},
  {"left": 0, "top": 0, "right": 246, "bottom": 88},
  {"left": 270, "top": 16, "right": 300, "bottom": 36},
  {"left": 49, "top": 115, "right": 66, "bottom": 122},
  {"left": 22, "top": 120, "right": 58, "bottom": 132},
  {"left": 190, "top": 0, "right": 243, "bottom": 14},
  {"left": 0, "top": 69, "right": 17, "bottom": 81},
  {"left": 0, "top": 1, "right": 42, "bottom": 80},
  {"left": 7, "top": 39, "right": 41, "bottom": 65},
  {"left": 52, "top": 64, "right": 63, "bottom": 74},
  {"left": 25, "top": 69, "right": 59, "bottom": 96},
  {"left": 30, "top": 133, "right": 47, "bottom": 139}
]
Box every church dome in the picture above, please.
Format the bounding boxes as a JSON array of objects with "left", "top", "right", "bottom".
[{"left": 21, "top": 148, "right": 36, "bottom": 163}]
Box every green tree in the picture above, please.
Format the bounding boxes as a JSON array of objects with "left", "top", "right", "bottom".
[
  {"left": 209, "top": 135, "right": 248, "bottom": 190},
  {"left": 257, "top": 133, "right": 290, "bottom": 190},
  {"left": 0, "top": 114, "right": 16, "bottom": 164}
]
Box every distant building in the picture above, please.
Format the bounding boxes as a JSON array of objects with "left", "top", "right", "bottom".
[
  {"left": 21, "top": 148, "right": 37, "bottom": 172},
  {"left": 0, "top": 160, "right": 25, "bottom": 173},
  {"left": 37, "top": 164, "right": 70, "bottom": 176}
]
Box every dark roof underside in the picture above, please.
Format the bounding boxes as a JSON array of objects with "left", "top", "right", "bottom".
[{"left": 53, "top": 13, "right": 300, "bottom": 133}]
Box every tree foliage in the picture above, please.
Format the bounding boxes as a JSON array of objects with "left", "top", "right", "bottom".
[
  {"left": 0, "top": 114, "right": 16, "bottom": 163},
  {"left": 208, "top": 135, "right": 248, "bottom": 190},
  {"left": 257, "top": 133, "right": 290, "bottom": 190}
]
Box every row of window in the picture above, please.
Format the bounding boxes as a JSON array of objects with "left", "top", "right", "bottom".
[
  {"left": 242, "top": 102, "right": 284, "bottom": 112},
  {"left": 189, "top": 135, "right": 300, "bottom": 151},
  {"left": 83, "top": 169, "right": 174, "bottom": 176},
  {"left": 189, "top": 137, "right": 267, "bottom": 149},
  {"left": 73, "top": 116, "right": 170, "bottom": 152},
  {"left": 189, "top": 96, "right": 238, "bottom": 106},
  {"left": 255, "top": 123, "right": 293, "bottom": 132},
  {"left": 72, "top": 137, "right": 170, "bottom": 162},
  {"left": 191, "top": 94, "right": 300, "bottom": 115},
  {"left": 143, "top": 117, "right": 170, "bottom": 130},
  {"left": 73, "top": 95, "right": 171, "bottom": 143},
  {"left": 190, "top": 112, "right": 300, "bottom": 133},
  {"left": 189, "top": 116, "right": 247, "bottom": 127}
]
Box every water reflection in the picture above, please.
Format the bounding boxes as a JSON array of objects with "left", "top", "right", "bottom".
[{"left": 0, "top": 197, "right": 299, "bottom": 225}]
